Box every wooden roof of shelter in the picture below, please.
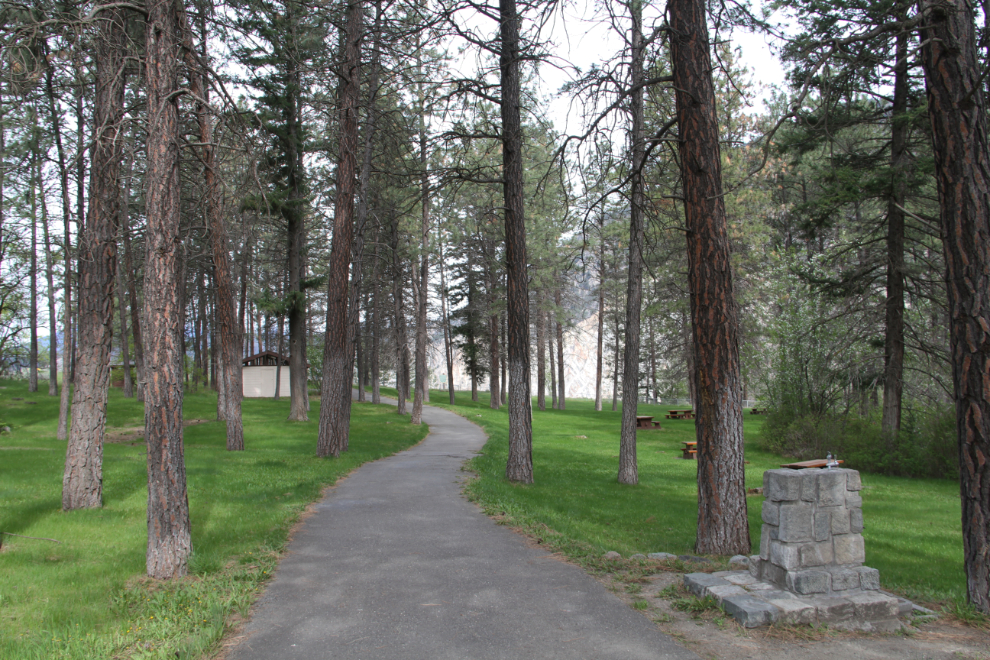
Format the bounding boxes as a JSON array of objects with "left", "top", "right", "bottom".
[{"left": 242, "top": 351, "right": 290, "bottom": 367}]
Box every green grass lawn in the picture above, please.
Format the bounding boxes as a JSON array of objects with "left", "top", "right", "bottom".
[
  {"left": 0, "top": 380, "right": 427, "bottom": 659},
  {"left": 420, "top": 389, "right": 965, "bottom": 606}
]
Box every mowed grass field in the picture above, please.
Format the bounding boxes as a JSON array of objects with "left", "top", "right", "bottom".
[
  {"left": 0, "top": 380, "right": 427, "bottom": 659},
  {"left": 421, "top": 389, "right": 965, "bottom": 605},
  {"left": 0, "top": 379, "right": 970, "bottom": 660}
]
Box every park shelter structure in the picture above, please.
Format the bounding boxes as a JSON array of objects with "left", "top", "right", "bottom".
[{"left": 242, "top": 351, "right": 292, "bottom": 398}]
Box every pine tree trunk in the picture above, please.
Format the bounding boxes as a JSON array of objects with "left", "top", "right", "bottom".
[
  {"left": 46, "top": 66, "right": 73, "bottom": 435},
  {"left": 36, "top": 131, "right": 59, "bottom": 397},
  {"left": 285, "top": 11, "right": 310, "bottom": 422},
  {"left": 439, "top": 236, "right": 455, "bottom": 404},
  {"left": 195, "top": 56, "right": 244, "bottom": 446},
  {"left": 649, "top": 315, "right": 657, "bottom": 403},
  {"left": 73, "top": 69, "right": 85, "bottom": 385},
  {"left": 536, "top": 292, "right": 546, "bottom": 411},
  {"left": 354, "top": 292, "right": 368, "bottom": 403},
  {"left": 348, "top": 232, "right": 363, "bottom": 405},
  {"left": 117, "top": 258, "right": 133, "bottom": 398},
  {"left": 683, "top": 310, "right": 695, "bottom": 406},
  {"left": 500, "top": 310, "right": 507, "bottom": 405},
  {"left": 350, "top": 1, "right": 382, "bottom": 407},
  {"left": 595, "top": 273, "right": 604, "bottom": 411},
  {"left": 549, "top": 321, "right": 557, "bottom": 409},
  {"left": 556, "top": 288, "right": 565, "bottom": 410},
  {"left": 917, "top": 0, "right": 990, "bottom": 612},
  {"left": 391, "top": 216, "right": 410, "bottom": 414},
  {"left": 144, "top": 0, "right": 191, "bottom": 578},
  {"left": 317, "top": 0, "right": 362, "bottom": 457},
  {"left": 500, "top": 0, "right": 533, "bottom": 483},
  {"left": 275, "top": 309, "right": 285, "bottom": 400},
  {"left": 371, "top": 242, "right": 382, "bottom": 404},
  {"left": 412, "top": 38, "right": 429, "bottom": 424},
  {"left": 192, "top": 280, "right": 202, "bottom": 390},
  {"left": 489, "top": 306, "right": 500, "bottom": 410},
  {"left": 881, "top": 28, "right": 909, "bottom": 437},
  {"left": 618, "top": 0, "right": 645, "bottom": 486},
  {"left": 199, "top": 276, "right": 209, "bottom": 389},
  {"left": 29, "top": 119, "right": 38, "bottom": 395},
  {"left": 121, "top": 147, "right": 145, "bottom": 403},
  {"left": 63, "top": 11, "right": 126, "bottom": 511},
  {"left": 670, "top": 0, "right": 749, "bottom": 555},
  {"left": 238, "top": 217, "right": 249, "bottom": 357},
  {"left": 612, "top": 314, "right": 620, "bottom": 412}
]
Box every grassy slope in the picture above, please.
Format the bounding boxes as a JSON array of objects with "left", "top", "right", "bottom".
[
  {"left": 0, "top": 381, "right": 427, "bottom": 659},
  {"left": 422, "top": 389, "right": 964, "bottom": 605}
]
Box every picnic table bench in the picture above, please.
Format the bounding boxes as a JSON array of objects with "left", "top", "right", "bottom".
[
  {"left": 665, "top": 409, "right": 694, "bottom": 419},
  {"left": 682, "top": 441, "right": 697, "bottom": 460},
  {"left": 780, "top": 459, "right": 844, "bottom": 469},
  {"left": 636, "top": 415, "right": 661, "bottom": 429},
  {"left": 750, "top": 408, "right": 768, "bottom": 415}
]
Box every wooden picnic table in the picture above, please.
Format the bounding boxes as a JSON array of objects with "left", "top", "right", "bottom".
[
  {"left": 665, "top": 409, "right": 694, "bottom": 420},
  {"left": 636, "top": 415, "right": 661, "bottom": 429},
  {"left": 780, "top": 459, "right": 845, "bottom": 469},
  {"left": 750, "top": 408, "right": 768, "bottom": 415},
  {"left": 682, "top": 441, "right": 697, "bottom": 460}
]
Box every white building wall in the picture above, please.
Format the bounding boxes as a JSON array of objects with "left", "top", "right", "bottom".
[{"left": 243, "top": 366, "right": 292, "bottom": 398}]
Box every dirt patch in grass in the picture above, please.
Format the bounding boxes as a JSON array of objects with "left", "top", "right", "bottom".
[{"left": 105, "top": 418, "right": 215, "bottom": 444}]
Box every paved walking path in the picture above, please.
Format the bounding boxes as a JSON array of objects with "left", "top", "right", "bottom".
[{"left": 227, "top": 399, "right": 698, "bottom": 660}]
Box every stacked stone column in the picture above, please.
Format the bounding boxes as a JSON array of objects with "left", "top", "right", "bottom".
[{"left": 749, "top": 467, "right": 880, "bottom": 595}]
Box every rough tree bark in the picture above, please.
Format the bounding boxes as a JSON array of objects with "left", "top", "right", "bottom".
[
  {"left": 500, "top": 0, "right": 533, "bottom": 483},
  {"left": 881, "top": 28, "right": 909, "bottom": 437},
  {"left": 62, "top": 8, "right": 126, "bottom": 511},
  {"left": 618, "top": 0, "right": 645, "bottom": 486},
  {"left": 144, "top": 0, "right": 191, "bottom": 578},
  {"left": 670, "top": 0, "right": 749, "bottom": 555},
  {"left": 317, "top": 0, "right": 362, "bottom": 457},
  {"left": 917, "top": 0, "right": 990, "bottom": 612}
]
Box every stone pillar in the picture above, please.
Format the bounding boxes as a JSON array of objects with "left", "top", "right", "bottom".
[{"left": 749, "top": 468, "right": 880, "bottom": 596}]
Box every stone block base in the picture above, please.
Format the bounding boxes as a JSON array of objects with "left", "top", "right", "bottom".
[{"left": 684, "top": 571, "right": 911, "bottom": 630}]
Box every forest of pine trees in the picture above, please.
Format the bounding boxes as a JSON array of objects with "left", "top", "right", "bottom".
[{"left": 0, "top": 0, "right": 988, "bottom": 610}]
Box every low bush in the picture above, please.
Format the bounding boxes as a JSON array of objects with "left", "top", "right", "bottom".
[{"left": 761, "top": 405, "right": 957, "bottom": 479}]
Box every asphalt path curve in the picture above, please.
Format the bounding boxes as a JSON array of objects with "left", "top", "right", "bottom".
[{"left": 226, "top": 396, "right": 699, "bottom": 660}]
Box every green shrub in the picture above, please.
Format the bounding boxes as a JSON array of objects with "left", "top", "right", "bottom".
[{"left": 760, "top": 405, "right": 957, "bottom": 480}]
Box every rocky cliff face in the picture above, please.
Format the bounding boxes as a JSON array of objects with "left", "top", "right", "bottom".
[{"left": 430, "top": 311, "right": 609, "bottom": 400}]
